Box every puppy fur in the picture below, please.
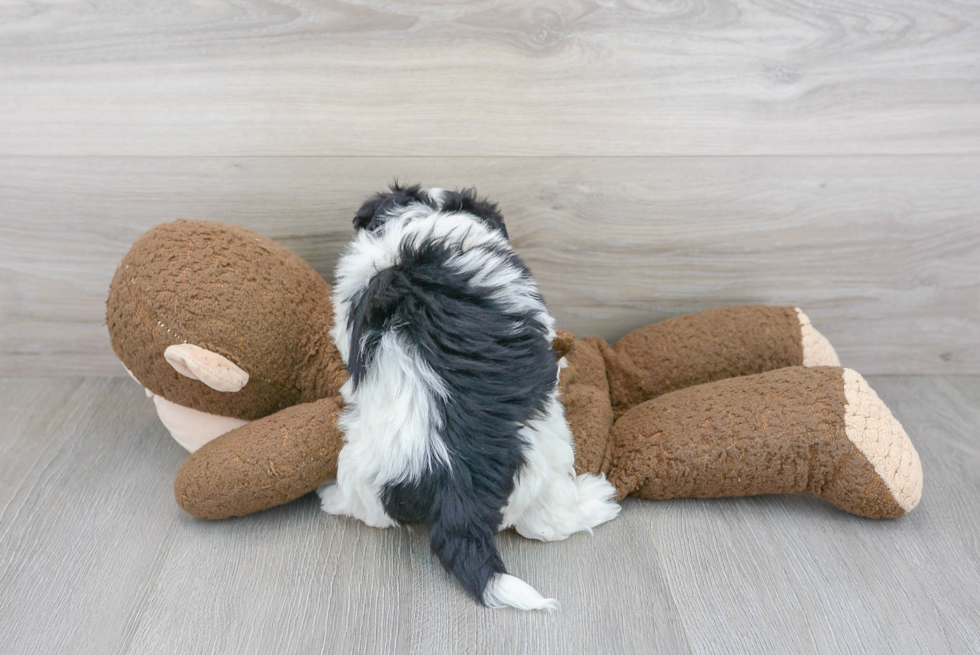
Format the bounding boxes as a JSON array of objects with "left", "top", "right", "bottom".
[{"left": 318, "top": 184, "right": 620, "bottom": 611}]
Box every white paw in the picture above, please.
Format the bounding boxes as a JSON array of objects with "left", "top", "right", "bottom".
[
  {"left": 574, "top": 473, "right": 622, "bottom": 530},
  {"left": 360, "top": 511, "right": 399, "bottom": 529},
  {"left": 317, "top": 482, "right": 346, "bottom": 515},
  {"left": 317, "top": 482, "right": 399, "bottom": 529},
  {"left": 512, "top": 473, "right": 621, "bottom": 542},
  {"left": 514, "top": 522, "right": 565, "bottom": 542}
]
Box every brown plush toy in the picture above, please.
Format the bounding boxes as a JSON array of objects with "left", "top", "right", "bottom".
[{"left": 107, "top": 220, "right": 922, "bottom": 521}]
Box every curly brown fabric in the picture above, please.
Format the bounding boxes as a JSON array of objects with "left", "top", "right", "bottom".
[
  {"left": 174, "top": 396, "right": 345, "bottom": 519},
  {"left": 595, "top": 305, "right": 804, "bottom": 417},
  {"left": 107, "top": 220, "right": 347, "bottom": 420},
  {"left": 606, "top": 367, "right": 909, "bottom": 518}
]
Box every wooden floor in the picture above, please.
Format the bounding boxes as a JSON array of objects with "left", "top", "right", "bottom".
[{"left": 1, "top": 375, "right": 977, "bottom": 654}]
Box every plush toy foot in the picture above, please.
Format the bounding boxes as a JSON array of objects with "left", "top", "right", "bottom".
[
  {"left": 796, "top": 309, "right": 840, "bottom": 367},
  {"left": 606, "top": 366, "right": 922, "bottom": 519},
  {"left": 174, "top": 397, "right": 344, "bottom": 519},
  {"left": 835, "top": 369, "right": 921, "bottom": 514},
  {"left": 587, "top": 305, "right": 840, "bottom": 416}
]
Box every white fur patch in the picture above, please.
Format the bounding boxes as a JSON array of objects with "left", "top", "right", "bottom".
[
  {"left": 502, "top": 394, "right": 621, "bottom": 541},
  {"left": 425, "top": 187, "right": 446, "bottom": 207},
  {"left": 318, "top": 331, "right": 449, "bottom": 528}
]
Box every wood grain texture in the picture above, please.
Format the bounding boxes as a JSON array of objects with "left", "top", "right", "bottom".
[
  {"left": 0, "top": 378, "right": 188, "bottom": 654},
  {"left": 0, "top": 376, "right": 978, "bottom": 654},
  {"left": 2, "top": 156, "right": 978, "bottom": 376},
  {"left": 0, "top": 0, "right": 978, "bottom": 156},
  {"left": 651, "top": 374, "right": 980, "bottom": 654}
]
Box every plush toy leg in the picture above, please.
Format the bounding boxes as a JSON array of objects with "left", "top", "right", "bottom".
[
  {"left": 606, "top": 367, "right": 922, "bottom": 519},
  {"left": 587, "top": 305, "right": 840, "bottom": 416},
  {"left": 174, "top": 396, "right": 344, "bottom": 519}
]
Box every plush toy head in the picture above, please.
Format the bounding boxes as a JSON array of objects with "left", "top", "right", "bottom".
[{"left": 107, "top": 220, "right": 348, "bottom": 429}]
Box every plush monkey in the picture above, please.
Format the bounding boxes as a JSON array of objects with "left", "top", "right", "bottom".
[{"left": 107, "top": 220, "right": 921, "bottom": 520}]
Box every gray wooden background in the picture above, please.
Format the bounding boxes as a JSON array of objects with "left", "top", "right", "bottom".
[{"left": 1, "top": 0, "right": 978, "bottom": 376}]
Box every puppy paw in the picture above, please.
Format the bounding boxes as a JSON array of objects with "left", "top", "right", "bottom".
[
  {"left": 317, "top": 482, "right": 346, "bottom": 515},
  {"left": 512, "top": 473, "right": 621, "bottom": 541},
  {"left": 573, "top": 473, "right": 622, "bottom": 530},
  {"left": 317, "top": 482, "right": 399, "bottom": 528},
  {"left": 513, "top": 521, "right": 565, "bottom": 542}
]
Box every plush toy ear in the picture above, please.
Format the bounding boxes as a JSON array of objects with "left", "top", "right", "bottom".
[{"left": 164, "top": 344, "right": 249, "bottom": 392}]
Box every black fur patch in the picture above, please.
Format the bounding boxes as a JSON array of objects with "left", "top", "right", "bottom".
[
  {"left": 346, "top": 234, "right": 556, "bottom": 603},
  {"left": 353, "top": 183, "right": 508, "bottom": 238},
  {"left": 353, "top": 183, "right": 436, "bottom": 233},
  {"left": 440, "top": 188, "right": 509, "bottom": 238}
]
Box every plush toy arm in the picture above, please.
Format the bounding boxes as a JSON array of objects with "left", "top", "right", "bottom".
[
  {"left": 605, "top": 366, "right": 922, "bottom": 519},
  {"left": 174, "top": 396, "right": 344, "bottom": 519},
  {"left": 556, "top": 332, "right": 615, "bottom": 478},
  {"left": 589, "top": 305, "right": 840, "bottom": 416}
]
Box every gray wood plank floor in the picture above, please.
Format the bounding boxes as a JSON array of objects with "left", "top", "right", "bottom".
[{"left": 1, "top": 376, "right": 977, "bottom": 654}]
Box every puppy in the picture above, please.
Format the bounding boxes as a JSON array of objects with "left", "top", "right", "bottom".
[{"left": 318, "top": 184, "right": 620, "bottom": 611}]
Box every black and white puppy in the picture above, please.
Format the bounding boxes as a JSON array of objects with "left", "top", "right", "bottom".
[{"left": 318, "top": 184, "right": 620, "bottom": 611}]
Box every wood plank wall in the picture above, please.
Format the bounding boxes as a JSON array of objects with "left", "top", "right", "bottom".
[{"left": 1, "top": 0, "right": 978, "bottom": 375}]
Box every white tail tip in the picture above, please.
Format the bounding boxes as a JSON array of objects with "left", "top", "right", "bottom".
[{"left": 483, "top": 574, "right": 558, "bottom": 612}]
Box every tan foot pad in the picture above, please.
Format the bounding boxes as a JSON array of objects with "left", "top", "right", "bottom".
[
  {"left": 796, "top": 308, "right": 841, "bottom": 367},
  {"left": 841, "top": 369, "right": 922, "bottom": 514}
]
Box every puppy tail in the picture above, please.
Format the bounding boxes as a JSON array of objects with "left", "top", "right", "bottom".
[
  {"left": 428, "top": 497, "right": 557, "bottom": 612},
  {"left": 483, "top": 573, "right": 558, "bottom": 612}
]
